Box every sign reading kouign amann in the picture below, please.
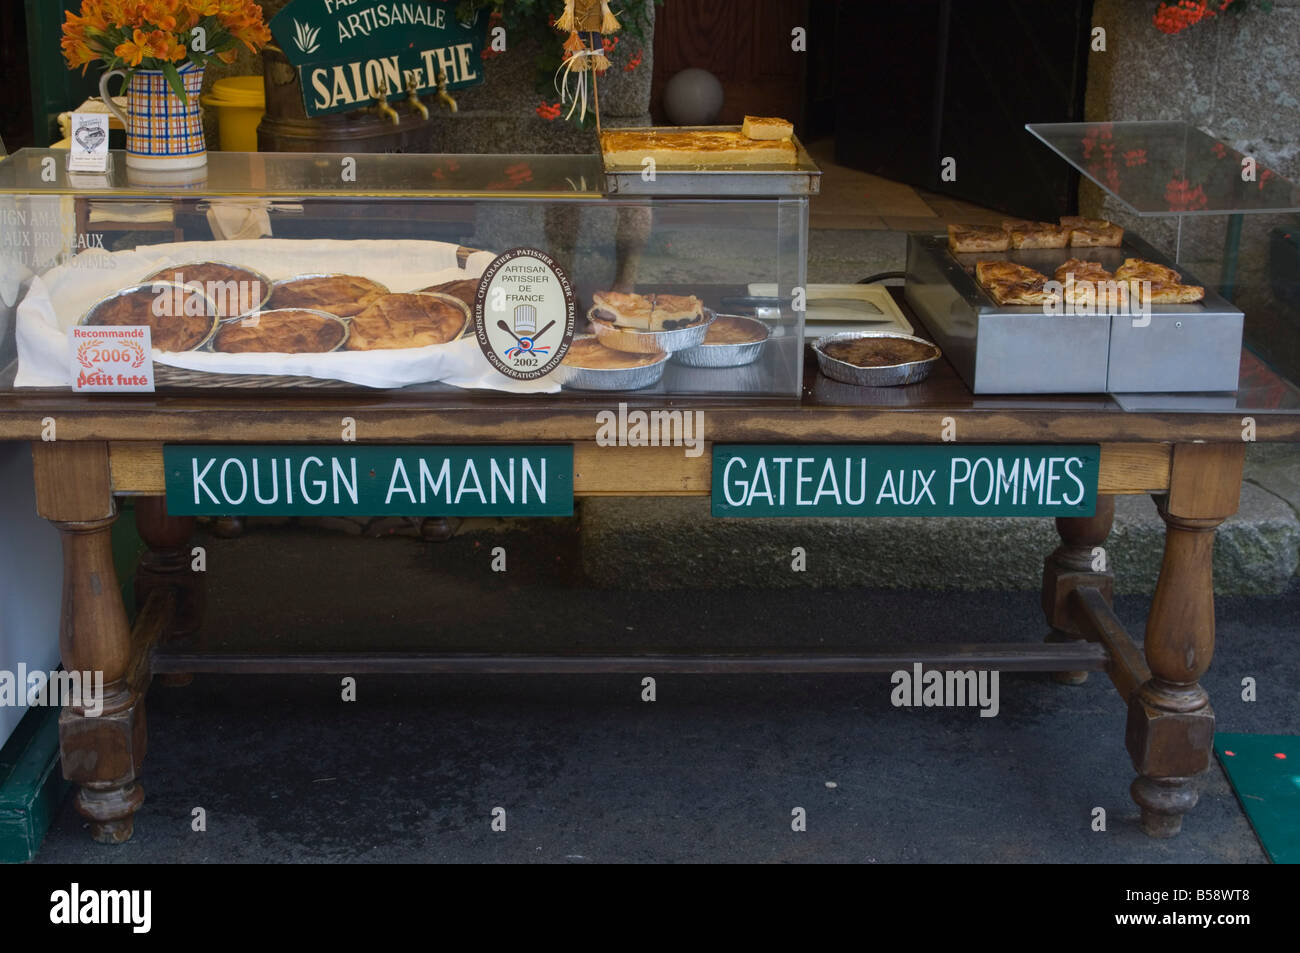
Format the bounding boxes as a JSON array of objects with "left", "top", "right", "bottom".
[
  {"left": 165, "top": 445, "right": 573, "bottom": 516},
  {"left": 270, "top": 0, "right": 488, "bottom": 117},
  {"left": 713, "top": 445, "right": 1099, "bottom": 517}
]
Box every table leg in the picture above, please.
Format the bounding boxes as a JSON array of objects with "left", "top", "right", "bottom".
[
  {"left": 1042, "top": 495, "right": 1116, "bottom": 685},
  {"left": 135, "top": 497, "right": 203, "bottom": 686},
  {"left": 1127, "top": 443, "right": 1245, "bottom": 837},
  {"left": 32, "top": 442, "right": 145, "bottom": 844}
]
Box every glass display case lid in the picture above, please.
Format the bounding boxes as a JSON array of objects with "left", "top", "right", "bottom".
[
  {"left": 1026, "top": 120, "right": 1300, "bottom": 217},
  {"left": 0, "top": 149, "right": 606, "bottom": 198}
]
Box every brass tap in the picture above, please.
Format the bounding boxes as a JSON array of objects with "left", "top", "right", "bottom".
[
  {"left": 404, "top": 71, "right": 430, "bottom": 120},
  {"left": 371, "top": 80, "right": 400, "bottom": 125},
  {"left": 433, "top": 66, "right": 458, "bottom": 114}
]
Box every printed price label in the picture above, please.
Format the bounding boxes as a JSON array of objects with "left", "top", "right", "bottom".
[{"left": 69, "top": 325, "right": 155, "bottom": 392}]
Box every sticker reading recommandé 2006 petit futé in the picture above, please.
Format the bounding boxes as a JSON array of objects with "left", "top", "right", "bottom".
[
  {"left": 69, "top": 325, "right": 155, "bottom": 393},
  {"left": 474, "top": 247, "right": 575, "bottom": 381}
]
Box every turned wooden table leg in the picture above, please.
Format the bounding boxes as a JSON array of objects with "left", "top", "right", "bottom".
[
  {"left": 1042, "top": 495, "right": 1116, "bottom": 684},
  {"left": 1128, "top": 443, "right": 1244, "bottom": 838},
  {"left": 32, "top": 442, "right": 145, "bottom": 844},
  {"left": 136, "top": 497, "right": 203, "bottom": 686}
]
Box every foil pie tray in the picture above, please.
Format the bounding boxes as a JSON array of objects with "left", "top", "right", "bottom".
[
  {"left": 588, "top": 307, "right": 717, "bottom": 354},
  {"left": 80, "top": 281, "right": 221, "bottom": 352},
  {"left": 671, "top": 314, "right": 769, "bottom": 367},
  {"left": 143, "top": 260, "right": 271, "bottom": 320},
  {"left": 812, "top": 331, "right": 942, "bottom": 387},
  {"left": 556, "top": 334, "right": 669, "bottom": 390}
]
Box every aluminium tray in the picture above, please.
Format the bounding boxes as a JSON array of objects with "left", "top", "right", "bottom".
[
  {"left": 601, "top": 126, "right": 822, "bottom": 197},
  {"left": 903, "top": 232, "right": 1244, "bottom": 394}
]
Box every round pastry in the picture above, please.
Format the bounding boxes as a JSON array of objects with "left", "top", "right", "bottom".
[
  {"left": 821, "top": 336, "right": 939, "bottom": 367},
  {"left": 419, "top": 277, "right": 480, "bottom": 308},
  {"left": 590, "top": 290, "right": 704, "bottom": 332},
  {"left": 82, "top": 282, "right": 215, "bottom": 352},
  {"left": 212, "top": 309, "right": 347, "bottom": 354},
  {"left": 265, "top": 274, "right": 388, "bottom": 318},
  {"left": 562, "top": 337, "right": 665, "bottom": 368},
  {"left": 144, "top": 261, "right": 268, "bottom": 318},
  {"left": 702, "top": 314, "right": 767, "bottom": 344},
  {"left": 346, "top": 293, "right": 467, "bottom": 350}
]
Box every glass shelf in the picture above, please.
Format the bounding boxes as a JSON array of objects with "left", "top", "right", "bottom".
[
  {"left": 1025, "top": 121, "right": 1300, "bottom": 217},
  {"left": 0, "top": 149, "right": 606, "bottom": 198}
]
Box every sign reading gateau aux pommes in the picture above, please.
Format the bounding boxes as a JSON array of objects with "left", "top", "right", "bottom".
[
  {"left": 270, "top": 0, "right": 488, "bottom": 117},
  {"left": 712, "top": 445, "right": 1100, "bottom": 518}
]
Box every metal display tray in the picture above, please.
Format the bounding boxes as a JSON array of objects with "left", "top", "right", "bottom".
[
  {"left": 602, "top": 126, "right": 822, "bottom": 197},
  {"left": 903, "top": 232, "right": 1244, "bottom": 394}
]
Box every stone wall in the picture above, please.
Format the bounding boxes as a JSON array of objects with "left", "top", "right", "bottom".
[
  {"left": 201, "top": 1, "right": 654, "bottom": 153},
  {"left": 1083, "top": 0, "right": 1300, "bottom": 298}
]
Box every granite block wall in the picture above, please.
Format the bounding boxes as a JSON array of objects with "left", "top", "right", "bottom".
[{"left": 1084, "top": 1, "right": 1300, "bottom": 296}]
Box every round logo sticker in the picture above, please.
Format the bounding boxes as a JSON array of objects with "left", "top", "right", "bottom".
[{"left": 474, "top": 247, "right": 575, "bottom": 381}]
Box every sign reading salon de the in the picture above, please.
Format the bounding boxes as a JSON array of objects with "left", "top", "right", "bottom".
[{"left": 270, "top": 0, "right": 489, "bottom": 117}]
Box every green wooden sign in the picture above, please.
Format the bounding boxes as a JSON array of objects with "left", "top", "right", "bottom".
[
  {"left": 269, "top": 0, "right": 488, "bottom": 117},
  {"left": 713, "top": 445, "right": 1099, "bottom": 517},
  {"left": 164, "top": 445, "right": 572, "bottom": 516}
]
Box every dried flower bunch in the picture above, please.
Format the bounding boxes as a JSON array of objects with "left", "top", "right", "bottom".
[
  {"left": 458, "top": 0, "right": 657, "bottom": 125},
  {"left": 62, "top": 0, "right": 272, "bottom": 101}
]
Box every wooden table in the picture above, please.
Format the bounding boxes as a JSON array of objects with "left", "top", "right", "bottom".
[{"left": 3, "top": 294, "right": 1299, "bottom": 847}]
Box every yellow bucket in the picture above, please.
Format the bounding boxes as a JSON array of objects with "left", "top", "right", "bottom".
[{"left": 202, "top": 76, "right": 265, "bottom": 152}]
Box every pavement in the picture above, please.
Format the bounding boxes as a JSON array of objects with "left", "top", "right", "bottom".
[{"left": 30, "top": 522, "right": 1300, "bottom": 864}]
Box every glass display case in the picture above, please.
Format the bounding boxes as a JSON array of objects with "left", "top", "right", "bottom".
[
  {"left": 1022, "top": 120, "right": 1300, "bottom": 414},
  {"left": 0, "top": 148, "right": 816, "bottom": 398}
]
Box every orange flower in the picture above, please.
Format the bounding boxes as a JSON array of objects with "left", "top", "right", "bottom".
[
  {"left": 77, "top": 3, "right": 111, "bottom": 32},
  {"left": 145, "top": 28, "right": 186, "bottom": 61},
  {"left": 114, "top": 28, "right": 151, "bottom": 66},
  {"left": 62, "top": 34, "right": 100, "bottom": 72},
  {"left": 233, "top": 21, "right": 271, "bottom": 53},
  {"left": 65, "top": 0, "right": 270, "bottom": 75},
  {"left": 143, "top": 1, "right": 178, "bottom": 31}
]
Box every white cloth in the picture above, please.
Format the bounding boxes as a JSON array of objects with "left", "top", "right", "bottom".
[
  {"left": 87, "top": 202, "right": 174, "bottom": 224},
  {"left": 205, "top": 201, "right": 273, "bottom": 240},
  {"left": 14, "top": 238, "right": 560, "bottom": 392}
]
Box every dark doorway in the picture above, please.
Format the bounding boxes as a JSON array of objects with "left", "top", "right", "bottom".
[
  {"left": 1, "top": 2, "right": 34, "bottom": 149},
  {"left": 833, "top": 0, "right": 1094, "bottom": 221}
]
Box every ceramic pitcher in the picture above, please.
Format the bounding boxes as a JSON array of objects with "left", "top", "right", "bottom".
[{"left": 100, "top": 64, "right": 207, "bottom": 171}]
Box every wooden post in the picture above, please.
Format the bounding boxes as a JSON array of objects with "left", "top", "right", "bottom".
[
  {"left": 32, "top": 441, "right": 146, "bottom": 844},
  {"left": 1127, "top": 442, "right": 1245, "bottom": 837},
  {"left": 1042, "top": 495, "right": 1116, "bottom": 684}
]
